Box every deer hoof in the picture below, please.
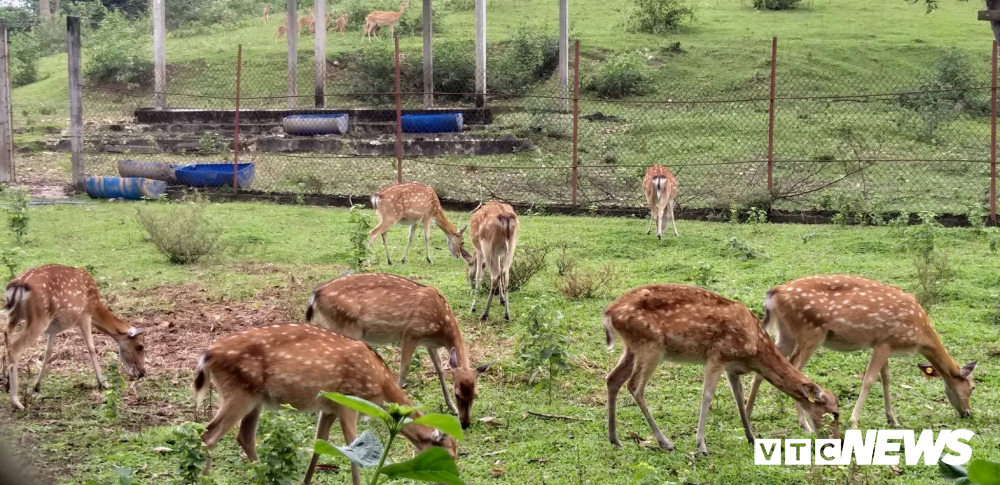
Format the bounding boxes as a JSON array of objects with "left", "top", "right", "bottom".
[
  {"left": 479, "top": 313, "right": 489, "bottom": 322},
  {"left": 11, "top": 400, "right": 24, "bottom": 411},
  {"left": 610, "top": 436, "right": 623, "bottom": 448},
  {"left": 32, "top": 384, "right": 41, "bottom": 393}
]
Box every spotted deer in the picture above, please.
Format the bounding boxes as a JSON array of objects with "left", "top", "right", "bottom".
[
  {"left": 333, "top": 13, "right": 349, "bottom": 32},
  {"left": 298, "top": 8, "right": 315, "bottom": 35},
  {"left": 363, "top": 2, "right": 408, "bottom": 41},
  {"left": 369, "top": 182, "right": 466, "bottom": 265},
  {"left": 306, "top": 273, "right": 492, "bottom": 428},
  {"left": 604, "top": 284, "right": 839, "bottom": 455},
  {"left": 3, "top": 264, "right": 147, "bottom": 410},
  {"left": 194, "top": 324, "right": 458, "bottom": 485},
  {"left": 642, "top": 165, "right": 678, "bottom": 238},
  {"left": 275, "top": 20, "right": 287, "bottom": 42},
  {"left": 745, "top": 275, "right": 977, "bottom": 430},
  {"left": 262, "top": 3, "right": 270, "bottom": 23},
  {"left": 461, "top": 201, "right": 519, "bottom": 321}
]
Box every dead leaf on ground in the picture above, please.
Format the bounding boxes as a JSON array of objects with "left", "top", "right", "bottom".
[
  {"left": 890, "top": 465, "right": 903, "bottom": 475},
  {"left": 479, "top": 416, "right": 504, "bottom": 428},
  {"left": 490, "top": 468, "right": 506, "bottom": 477}
]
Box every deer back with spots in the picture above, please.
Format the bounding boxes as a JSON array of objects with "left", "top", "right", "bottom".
[
  {"left": 746, "top": 274, "right": 976, "bottom": 428},
  {"left": 306, "top": 273, "right": 491, "bottom": 429},
  {"left": 369, "top": 182, "right": 466, "bottom": 265},
  {"left": 194, "top": 324, "right": 457, "bottom": 485},
  {"left": 641, "top": 165, "right": 679, "bottom": 238},
  {"left": 461, "top": 201, "right": 519, "bottom": 321},
  {"left": 3, "top": 264, "right": 146, "bottom": 410}
]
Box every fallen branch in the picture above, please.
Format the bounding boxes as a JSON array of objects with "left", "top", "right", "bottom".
[
  {"left": 481, "top": 450, "right": 507, "bottom": 458},
  {"left": 524, "top": 411, "right": 592, "bottom": 422}
]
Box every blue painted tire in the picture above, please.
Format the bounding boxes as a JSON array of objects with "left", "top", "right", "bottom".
[
  {"left": 84, "top": 177, "right": 167, "bottom": 200},
  {"left": 401, "top": 113, "right": 463, "bottom": 133},
  {"left": 175, "top": 163, "right": 255, "bottom": 188},
  {"left": 282, "top": 114, "right": 350, "bottom": 136}
]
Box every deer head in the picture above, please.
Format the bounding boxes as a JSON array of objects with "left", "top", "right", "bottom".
[
  {"left": 798, "top": 382, "right": 840, "bottom": 439},
  {"left": 918, "top": 361, "right": 977, "bottom": 418},
  {"left": 117, "top": 326, "right": 147, "bottom": 378},
  {"left": 446, "top": 226, "right": 467, "bottom": 259},
  {"left": 450, "top": 348, "right": 493, "bottom": 429}
]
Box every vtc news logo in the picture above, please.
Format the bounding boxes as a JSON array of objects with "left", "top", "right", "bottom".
[{"left": 754, "top": 429, "right": 974, "bottom": 466}]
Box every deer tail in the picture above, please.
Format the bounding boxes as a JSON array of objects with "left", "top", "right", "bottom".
[
  {"left": 603, "top": 313, "right": 615, "bottom": 351},
  {"left": 193, "top": 352, "right": 211, "bottom": 408},
  {"left": 762, "top": 288, "right": 777, "bottom": 333},
  {"left": 305, "top": 292, "right": 316, "bottom": 322},
  {"left": 3, "top": 283, "right": 28, "bottom": 326},
  {"left": 370, "top": 194, "right": 380, "bottom": 210}
]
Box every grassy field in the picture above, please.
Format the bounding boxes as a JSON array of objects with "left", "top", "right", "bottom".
[{"left": 1, "top": 199, "right": 999, "bottom": 484}]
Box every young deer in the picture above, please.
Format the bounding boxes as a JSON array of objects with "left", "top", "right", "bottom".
[
  {"left": 604, "top": 284, "right": 839, "bottom": 454},
  {"left": 461, "top": 201, "right": 519, "bottom": 321},
  {"left": 3, "top": 264, "right": 147, "bottom": 410},
  {"left": 642, "top": 165, "right": 678, "bottom": 238},
  {"left": 275, "top": 20, "right": 287, "bottom": 42},
  {"left": 363, "top": 2, "right": 408, "bottom": 41},
  {"left": 194, "top": 324, "right": 458, "bottom": 485},
  {"left": 306, "top": 273, "right": 492, "bottom": 428},
  {"left": 333, "top": 13, "right": 349, "bottom": 32},
  {"left": 298, "top": 8, "right": 315, "bottom": 35},
  {"left": 369, "top": 182, "right": 466, "bottom": 265},
  {"left": 745, "top": 275, "right": 977, "bottom": 430},
  {"left": 262, "top": 3, "right": 270, "bottom": 23}
]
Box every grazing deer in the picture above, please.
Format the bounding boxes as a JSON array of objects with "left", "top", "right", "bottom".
[
  {"left": 369, "top": 182, "right": 466, "bottom": 265},
  {"left": 262, "top": 3, "right": 270, "bottom": 23},
  {"left": 363, "top": 2, "right": 408, "bottom": 42},
  {"left": 461, "top": 201, "right": 519, "bottom": 321},
  {"left": 604, "top": 284, "right": 839, "bottom": 454},
  {"left": 298, "top": 8, "right": 315, "bottom": 35},
  {"left": 333, "top": 12, "right": 349, "bottom": 32},
  {"left": 3, "top": 264, "right": 147, "bottom": 410},
  {"left": 306, "top": 273, "right": 492, "bottom": 428},
  {"left": 745, "top": 275, "right": 977, "bottom": 430},
  {"left": 642, "top": 165, "right": 678, "bottom": 238},
  {"left": 195, "top": 324, "right": 458, "bottom": 485},
  {"left": 275, "top": 20, "right": 287, "bottom": 42}
]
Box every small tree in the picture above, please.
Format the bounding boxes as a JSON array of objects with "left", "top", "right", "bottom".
[{"left": 518, "top": 301, "right": 571, "bottom": 404}]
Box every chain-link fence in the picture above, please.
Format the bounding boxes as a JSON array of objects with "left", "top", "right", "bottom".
[{"left": 54, "top": 35, "right": 1000, "bottom": 218}]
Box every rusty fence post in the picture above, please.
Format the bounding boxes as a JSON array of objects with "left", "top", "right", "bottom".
[
  {"left": 233, "top": 44, "right": 242, "bottom": 195},
  {"left": 571, "top": 39, "right": 580, "bottom": 206},
  {"left": 394, "top": 35, "right": 403, "bottom": 184},
  {"left": 767, "top": 36, "right": 777, "bottom": 196},
  {"left": 991, "top": 40, "right": 997, "bottom": 224}
]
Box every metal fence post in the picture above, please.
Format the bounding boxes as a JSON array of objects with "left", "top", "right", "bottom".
[
  {"left": 314, "top": 0, "right": 326, "bottom": 107},
  {"left": 992, "top": 40, "right": 997, "bottom": 224},
  {"left": 67, "top": 16, "right": 84, "bottom": 191},
  {"left": 571, "top": 39, "right": 580, "bottom": 206},
  {"left": 152, "top": 0, "right": 166, "bottom": 109},
  {"left": 233, "top": 44, "right": 242, "bottom": 195},
  {"left": 767, "top": 36, "right": 777, "bottom": 196},
  {"left": 0, "top": 21, "right": 13, "bottom": 184},
  {"left": 286, "top": 0, "right": 298, "bottom": 108},
  {"left": 394, "top": 35, "right": 403, "bottom": 184}
]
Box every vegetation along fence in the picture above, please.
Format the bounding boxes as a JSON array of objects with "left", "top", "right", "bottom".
[{"left": 22, "top": 19, "right": 1000, "bottom": 220}]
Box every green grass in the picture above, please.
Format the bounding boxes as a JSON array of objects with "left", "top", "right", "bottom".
[{"left": 2, "top": 200, "right": 1000, "bottom": 484}]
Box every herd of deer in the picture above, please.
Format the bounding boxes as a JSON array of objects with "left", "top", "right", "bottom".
[
  {"left": 270, "top": 2, "right": 409, "bottom": 43},
  {"left": 1, "top": 165, "right": 979, "bottom": 483}
]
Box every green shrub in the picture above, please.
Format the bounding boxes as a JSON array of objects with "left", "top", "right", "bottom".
[
  {"left": 446, "top": 0, "right": 474, "bottom": 11},
  {"left": 136, "top": 195, "right": 221, "bottom": 264},
  {"left": 168, "top": 422, "right": 213, "bottom": 485},
  {"left": 5, "top": 187, "right": 29, "bottom": 245},
  {"left": 518, "top": 301, "right": 571, "bottom": 404},
  {"left": 898, "top": 50, "right": 986, "bottom": 143},
  {"left": 628, "top": 0, "right": 693, "bottom": 34},
  {"left": 752, "top": 0, "right": 802, "bottom": 10},
  {"left": 508, "top": 242, "right": 551, "bottom": 292},
  {"left": 584, "top": 51, "right": 653, "bottom": 98},
  {"left": 489, "top": 25, "right": 559, "bottom": 95},
  {"left": 9, "top": 31, "right": 39, "bottom": 87},
  {"left": 348, "top": 204, "right": 373, "bottom": 269},
  {"left": 248, "top": 410, "right": 307, "bottom": 485},
  {"left": 83, "top": 11, "right": 153, "bottom": 87}
]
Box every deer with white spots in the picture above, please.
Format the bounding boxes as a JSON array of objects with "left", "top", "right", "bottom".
[
  {"left": 461, "top": 201, "right": 519, "bottom": 321},
  {"left": 745, "top": 274, "right": 977, "bottom": 430},
  {"left": 194, "top": 324, "right": 458, "bottom": 485},
  {"left": 642, "top": 165, "right": 678, "bottom": 238},
  {"left": 3, "top": 264, "right": 147, "bottom": 410},
  {"left": 369, "top": 182, "right": 466, "bottom": 265},
  {"left": 306, "top": 273, "right": 492, "bottom": 429},
  {"left": 604, "top": 284, "right": 839, "bottom": 455}
]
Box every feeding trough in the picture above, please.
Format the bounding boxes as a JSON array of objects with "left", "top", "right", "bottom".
[
  {"left": 175, "top": 163, "right": 255, "bottom": 188},
  {"left": 117, "top": 160, "right": 178, "bottom": 184},
  {"left": 401, "top": 113, "right": 463, "bottom": 133},
  {"left": 282, "top": 114, "right": 350, "bottom": 136},
  {"left": 84, "top": 176, "right": 167, "bottom": 200}
]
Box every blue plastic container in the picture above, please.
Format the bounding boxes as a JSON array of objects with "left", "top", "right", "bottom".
[
  {"left": 84, "top": 176, "right": 167, "bottom": 200},
  {"left": 401, "top": 113, "right": 464, "bottom": 133},
  {"left": 282, "top": 114, "right": 349, "bottom": 136},
  {"left": 175, "top": 163, "right": 255, "bottom": 188}
]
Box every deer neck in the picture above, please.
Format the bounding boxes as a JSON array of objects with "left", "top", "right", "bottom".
[
  {"left": 433, "top": 210, "right": 459, "bottom": 237},
  {"left": 748, "top": 338, "right": 813, "bottom": 404},
  {"left": 919, "top": 336, "right": 961, "bottom": 379},
  {"left": 92, "top": 304, "right": 131, "bottom": 340}
]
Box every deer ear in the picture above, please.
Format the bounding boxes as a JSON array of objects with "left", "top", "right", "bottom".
[
  {"left": 918, "top": 363, "right": 941, "bottom": 379},
  {"left": 802, "top": 383, "right": 826, "bottom": 404},
  {"left": 430, "top": 429, "right": 443, "bottom": 443},
  {"left": 475, "top": 361, "right": 494, "bottom": 374},
  {"left": 449, "top": 347, "right": 459, "bottom": 369},
  {"left": 960, "top": 361, "right": 978, "bottom": 378},
  {"left": 458, "top": 225, "right": 467, "bottom": 236},
  {"left": 127, "top": 327, "right": 144, "bottom": 338}
]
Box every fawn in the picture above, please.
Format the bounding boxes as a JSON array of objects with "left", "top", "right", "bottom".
[
  {"left": 642, "top": 165, "right": 679, "bottom": 238},
  {"left": 461, "top": 201, "right": 519, "bottom": 321},
  {"left": 369, "top": 182, "right": 466, "bottom": 265}
]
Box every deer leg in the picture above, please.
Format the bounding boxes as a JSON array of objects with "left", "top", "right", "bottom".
[
  {"left": 424, "top": 220, "right": 433, "bottom": 264},
  {"left": 646, "top": 210, "right": 654, "bottom": 235},
  {"left": 469, "top": 253, "right": 485, "bottom": 313},
  {"left": 78, "top": 315, "right": 106, "bottom": 390},
  {"left": 369, "top": 218, "right": 396, "bottom": 266},
  {"left": 32, "top": 334, "right": 56, "bottom": 393},
  {"left": 236, "top": 404, "right": 263, "bottom": 461},
  {"left": 606, "top": 350, "right": 634, "bottom": 447},
  {"left": 303, "top": 412, "right": 339, "bottom": 485},
  {"left": 786, "top": 335, "right": 822, "bottom": 433},
  {"left": 695, "top": 358, "right": 724, "bottom": 455},
  {"left": 7, "top": 318, "right": 47, "bottom": 410},
  {"left": 401, "top": 224, "right": 417, "bottom": 264},
  {"left": 338, "top": 407, "right": 362, "bottom": 485},
  {"left": 627, "top": 350, "right": 673, "bottom": 451},
  {"left": 668, "top": 199, "right": 679, "bottom": 237},
  {"left": 726, "top": 370, "right": 755, "bottom": 447},
  {"left": 428, "top": 347, "right": 458, "bottom": 414},
  {"left": 480, "top": 254, "right": 502, "bottom": 321},
  {"left": 656, "top": 205, "right": 666, "bottom": 240},
  {"left": 397, "top": 340, "right": 418, "bottom": 389},
  {"left": 501, "top": 268, "right": 511, "bottom": 321},
  {"left": 201, "top": 391, "right": 258, "bottom": 474},
  {"left": 880, "top": 362, "right": 899, "bottom": 427},
  {"left": 851, "top": 344, "right": 892, "bottom": 429}
]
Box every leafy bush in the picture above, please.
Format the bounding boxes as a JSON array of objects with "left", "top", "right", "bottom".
[
  {"left": 84, "top": 466, "right": 135, "bottom": 485},
  {"left": 489, "top": 25, "right": 559, "bottom": 95},
  {"left": 168, "top": 422, "right": 213, "bottom": 485},
  {"left": 898, "top": 51, "right": 986, "bottom": 143},
  {"left": 508, "top": 243, "right": 551, "bottom": 292},
  {"left": 628, "top": 0, "right": 693, "bottom": 34},
  {"left": 554, "top": 245, "right": 575, "bottom": 276},
  {"left": 348, "top": 204, "right": 373, "bottom": 269},
  {"left": 446, "top": 0, "right": 474, "bottom": 11},
  {"left": 0, "top": 247, "right": 24, "bottom": 279},
  {"left": 688, "top": 261, "right": 716, "bottom": 288},
  {"left": 584, "top": 51, "right": 653, "bottom": 99},
  {"left": 518, "top": 301, "right": 570, "bottom": 403},
  {"left": 752, "top": 0, "right": 802, "bottom": 10},
  {"left": 903, "top": 211, "right": 953, "bottom": 307},
  {"left": 84, "top": 11, "right": 152, "bottom": 87},
  {"left": 727, "top": 237, "right": 768, "bottom": 261},
  {"left": 248, "top": 409, "right": 307, "bottom": 485},
  {"left": 9, "top": 32, "right": 39, "bottom": 87},
  {"left": 166, "top": 0, "right": 261, "bottom": 32},
  {"left": 136, "top": 195, "right": 221, "bottom": 264},
  {"left": 102, "top": 356, "right": 127, "bottom": 423},
  {"left": 5, "top": 188, "right": 29, "bottom": 244},
  {"left": 556, "top": 264, "right": 620, "bottom": 299}
]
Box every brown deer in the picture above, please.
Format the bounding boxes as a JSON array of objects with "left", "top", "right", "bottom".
[
  {"left": 460, "top": 201, "right": 519, "bottom": 321},
  {"left": 306, "top": 273, "right": 492, "bottom": 429},
  {"left": 194, "top": 324, "right": 458, "bottom": 485},
  {"left": 363, "top": 2, "right": 408, "bottom": 41},
  {"left": 275, "top": 20, "right": 287, "bottom": 42},
  {"left": 604, "top": 284, "right": 839, "bottom": 455},
  {"left": 3, "top": 264, "right": 147, "bottom": 410},
  {"left": 745, "top": 275, "right": 977, "bottom": 430},
  {"left": 642, "top": 165, "right": 678, "bottom": 238},
  {"left": 333, "top": 12, "right": 349, "bottom": 32},
  {"left": 298, "top": 8, "right": 315, "bottom": 35},
  {"left": 262, "top": 3, "right": 270, "bottom": 23},
  {"left": 369, "top": 182, "right": 466, "bottom": 265}
]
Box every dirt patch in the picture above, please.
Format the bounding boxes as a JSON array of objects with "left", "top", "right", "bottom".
[{"left": 233, "top": 261, "right": 287, "bottom": 275}]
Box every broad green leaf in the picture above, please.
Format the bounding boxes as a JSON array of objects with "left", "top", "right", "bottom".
[
  {"left": 314, "top": 439, "right": 343, "bottom": 457},
  {"left": 379, "top": 447, "right": 464, "bottom": 485},
  {"left": 940, "top": 459, "right": 969, "bottom": 480},
  {"left": 412, "top": 413, "right": 464, "bottom": 441},
  {"left": 969, "top": 459, "right": 1000, "bottom": 485},
  {"left": 320, "top": 392, "right": 391, "bottom": 422}
]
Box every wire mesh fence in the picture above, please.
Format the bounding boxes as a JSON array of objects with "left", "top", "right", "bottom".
[{"left": 54, "top": 36, "right": 999, "bottom": 219}]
